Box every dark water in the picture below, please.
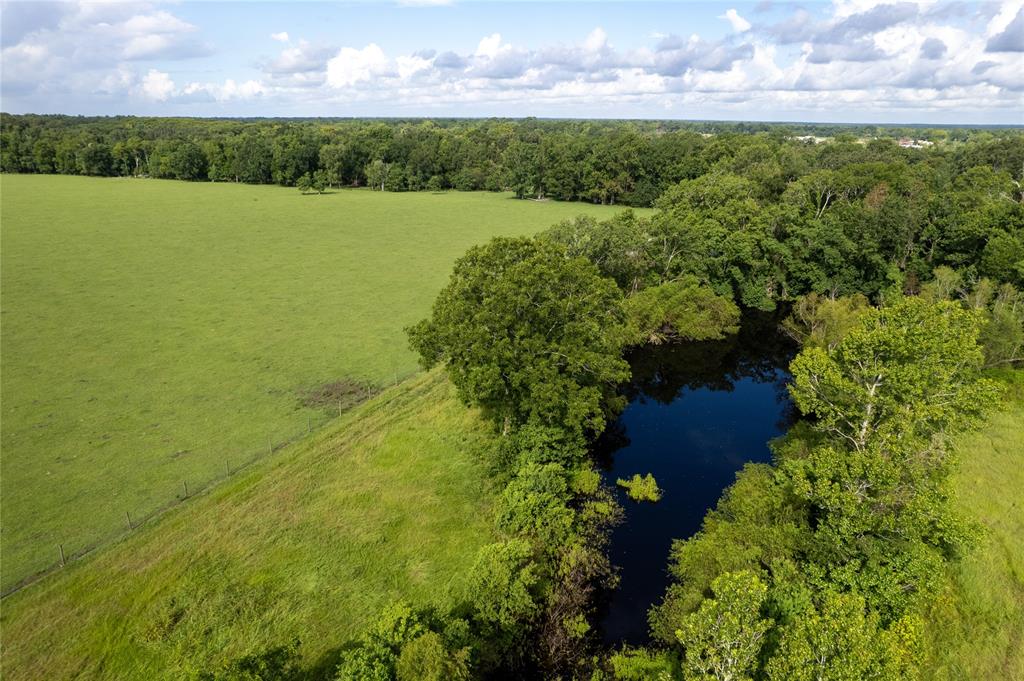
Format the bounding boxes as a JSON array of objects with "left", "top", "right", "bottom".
[{"left": 596, "top": 312, "right": 797, "bottom": 645}]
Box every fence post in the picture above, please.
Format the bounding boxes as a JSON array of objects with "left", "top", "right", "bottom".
[
  {"left": 126, "top": 511, "right": 133, "bottom": 530},
  {"left": 58, "top": 544, "right": 66, "bottom": 567},
  {"left": 182, "top": 480, "right": 189, "bottom": 498},
  {"left": 225, "top": 459, "right": 230, "bottom": 476},
  {"left": 267, "top": 437, "right": 272, "bottom": 455}
]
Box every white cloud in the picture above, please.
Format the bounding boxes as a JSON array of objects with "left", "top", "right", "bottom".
[
  {"left": 720, "top": 9, "right": 752, "bottom": 33},
  {"left": 1, "top": 0, "right": 1020, "bottom": 120},
  {"left": 141, "top": 69, "right": 175, "bottom": 100},
  {"left": 326, "top": 44, "right": 390, "bottom": 87},
  {"left": 475, "top": 33, "right": 505, "bottom": 59},
  {"left": 585, "top": 27, "right": 608, "bottom": 52},
  {"left": 396, "top": 54, "right": 433, "bottom": 78}
]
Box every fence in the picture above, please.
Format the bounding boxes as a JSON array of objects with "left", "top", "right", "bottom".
[{"left": 0, "top": 371, "right": 417, "bottom": 599}]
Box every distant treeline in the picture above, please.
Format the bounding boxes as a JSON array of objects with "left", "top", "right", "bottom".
[{"left": 1, "top": 113, "right": 1021, "bottom": 207}]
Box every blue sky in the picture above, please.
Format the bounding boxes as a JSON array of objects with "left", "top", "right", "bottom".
[{"left": 2, "top": 1, "right": 1022, "bottom": 123}]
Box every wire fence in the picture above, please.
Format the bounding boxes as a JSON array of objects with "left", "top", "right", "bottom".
[{"left": 0, "top": 370, "right": 418, "bottom": 599}]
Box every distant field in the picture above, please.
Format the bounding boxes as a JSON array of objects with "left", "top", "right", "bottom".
[
  {"left": 924, "top": 370, "right": 1024, "bottom": 679},
  {"left": 0, "top": 371, "right": 496, "bottom": 679},
  {"left": 0, "top": 174, "right": 641, "bottom": 590}
]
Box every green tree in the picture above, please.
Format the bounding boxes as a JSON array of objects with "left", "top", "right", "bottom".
[
  {"left": 169, "top": 141, "right": 209, "bottom": 181},
  {"left": 76, "top": 141, "right": 114, "bottom": 176},
  {"left": 781, "top": 292, "right": 871, "bottom": 350},
  {"left": 335, "top": 602, "right": 426, "bottom": 681},
  {"left": 408, "top": 237, "right": 629, "bottom": 437},
  {"left": 466, "top": 539, "right": 540, "bottom": 630},
  {"left": 675, "top": 570, "right": 771, "bottom": 681},
  {"left": 980, "top": 283, "right": 1024, "bottom": 367},
  {"left": 494, "top": 463, "right": 574, "bottom": 545},
  {"left": 765, "top": 592, "right": 921, "bottom": 681},
  {"left": 312, "top": 169, "right": 329, "bottom": 194},
  {"left": 365, "top": 159, "right": 390, "bottom": 191},
  {"left": 623, "top": 277, "right": 740, "bottom": 346},
  {"left": 788, "top": 297, "right": 997, "bottom": 451},
  {"left": 395, "top": 632, "right": 471, "bottom": 681}
]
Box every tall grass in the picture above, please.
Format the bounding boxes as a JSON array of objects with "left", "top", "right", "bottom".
[
  {"left": 924, "top": 370, "right": 1024, "bottom": 679},
  {"left": 0, "top": 371, "right": 497, "bottom": 679}
]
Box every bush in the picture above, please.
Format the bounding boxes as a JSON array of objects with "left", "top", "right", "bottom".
[
  {"left": 623, "top": 277, "right": 739, "bottom": 346},
  {"left": 395, "top": 632, "right": 471, "bottom": 681},
  {"left": 495, "top": 464, "right": 575, "bottom": 546},
  {"left": 616, "top": 473, "right": 662, "bottom": 502},
  {"left": 465, "top": 539, "right": 540, "bottom": 630}
]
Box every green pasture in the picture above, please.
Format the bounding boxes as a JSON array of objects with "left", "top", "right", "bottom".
[
  {"left": 0, "top": 174, "right": 640, "bottom": 590},
  {"left": 924, "top": 370, "right": 1024, "bottom": 679},
  {"left": 0, "top": 370, "right": 497, "bottom": 679}
]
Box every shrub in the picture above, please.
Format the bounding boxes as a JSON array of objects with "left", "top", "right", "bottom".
[{"left": 616, "top": 473, "right": 662, "bottom": 502}]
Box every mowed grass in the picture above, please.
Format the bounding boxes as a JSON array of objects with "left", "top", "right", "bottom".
[
  {"left": 924, "top": 370, "right": 1024, "bottom": 679},
  {"left": 0, "top": 370, "right": 498, "bottom": 679},
  {"left": 0, "top": 174, "right": 640, "bottom": 589}
]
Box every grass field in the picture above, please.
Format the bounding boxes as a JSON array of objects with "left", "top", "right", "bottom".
[
  {"left": 924, "top": 370, "right": 1024, "bottom": 679},
  {"left": 0, "top": 370, "right": 498, "bottom": 679},
  {"left": 0, "top": 174, "right": 640, "bottom": 590}
]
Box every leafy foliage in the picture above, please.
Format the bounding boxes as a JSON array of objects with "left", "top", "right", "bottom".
[
  {"left": 788, "top": 297, "right": 997, "bottom": 451},
  {"left": 675, "top": 571, "right": 772, "bottom": 681},
  {"left": 623, "top": 278, "right": 740, "bottom": 346},
  {"left": 408, "top": 237, "right": 629, "bottom": 438},
  {"left": 465, "top": 539, "right": 541, "bottom": 631},
  {"left": 780, "top": 292, "right": 871, "bottom": 350},
  {"left": 765, "top": 591, "right": 921, "bottom": 681},
  {"left": 616, "top": 473, "right": 663, "bottom": 502}
]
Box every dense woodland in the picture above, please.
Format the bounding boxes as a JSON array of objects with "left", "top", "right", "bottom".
[
  {"left": 1, "top": 114, "right": 1021, "bottom": 207},
  {"left": 4, "top": 117, "right": 1023, "bottom": 679}
]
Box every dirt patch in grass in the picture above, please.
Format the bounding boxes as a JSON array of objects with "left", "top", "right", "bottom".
[{"left": 300, "top": 379, "right": 380, "bottom": 412}]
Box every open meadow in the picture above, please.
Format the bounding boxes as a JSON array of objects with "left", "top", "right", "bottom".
[
  {"left": 0, "top": 174, "right": 641, "bottom": 590},
  {"left": 0, "top": 370, "right": 498, "bottom": 679}
]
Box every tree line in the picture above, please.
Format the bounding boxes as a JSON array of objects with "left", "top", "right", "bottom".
[{"left": 2, "top": 113, "right": 1021, "bottom": 207}]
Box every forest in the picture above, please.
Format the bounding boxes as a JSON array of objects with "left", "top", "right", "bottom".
[
  {"left": 2, "top": 118, "right": 1023, "bottom": 680},
  {"left": 1, "top": 113, "right": 1021, "bottom": 207}
]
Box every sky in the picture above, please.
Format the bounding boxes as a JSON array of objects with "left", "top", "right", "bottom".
[{"left": 1, "top": 0, "right": 1022, "bottom": 124}]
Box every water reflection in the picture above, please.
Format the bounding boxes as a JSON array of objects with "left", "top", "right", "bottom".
[{"left": 595, "top": 310, "right": 797, "bottom": 645}]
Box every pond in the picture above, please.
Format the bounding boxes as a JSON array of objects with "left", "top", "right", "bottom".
[{"left": 595, "top": 312, "right": 798, "bottom": 646}]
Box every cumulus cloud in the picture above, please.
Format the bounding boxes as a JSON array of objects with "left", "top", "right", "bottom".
[
  {"left": 141, "top": 69, "right": 175, "bottom": 100},
  {"left": 986, "top": 8, "right": 1024, "bottom": 51},
  {"left": 264, "top": 40, "right": 335, "bottom": 76},
  {"left": 719, "top": 9, "right": 752, "bottom": 33},
  {"left": 326, "top": 44, "right": 391, "bottom": 87},
  {"left": 1, "top": 0, "right": 1021, "bottom": 119},
  {"left": 0, "top": 0, "right": 212, "bottom": 95},
  {"left": 920, "top": 37, "right": 948, "bottom": 58},
  {"left": 0, "top": 1, "right": 74, "bottom": 45}
]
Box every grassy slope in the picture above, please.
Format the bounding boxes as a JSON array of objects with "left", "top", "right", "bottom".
[
  {"left": 925, "top": 370, "right": 1024, "bottom": 679},
  {"left": 0, "top": 370, "right": 496, "bottom": 679},
  {"left": 0, "top": 174, "right": 640, "bottom": 588}
]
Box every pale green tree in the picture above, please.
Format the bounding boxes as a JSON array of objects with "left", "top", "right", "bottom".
[{"left": 675, "top": 570, "right": 771, "bottom": 681}]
